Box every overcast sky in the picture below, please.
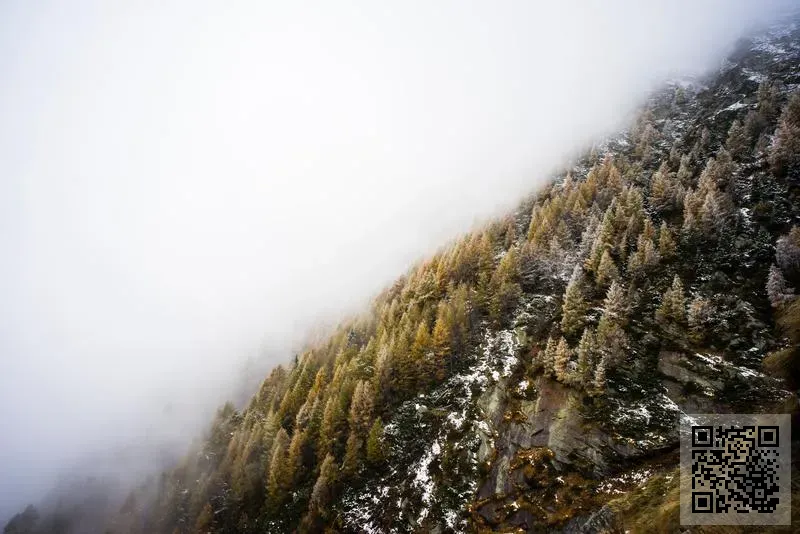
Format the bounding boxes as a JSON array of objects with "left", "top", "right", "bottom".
[{"left": 0, "top": 0, "right": 791, "bottom": 522}]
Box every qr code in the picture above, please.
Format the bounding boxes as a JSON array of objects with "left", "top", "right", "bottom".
[{"left": 680, "top": 414, "right": 790, "bottom": 525}]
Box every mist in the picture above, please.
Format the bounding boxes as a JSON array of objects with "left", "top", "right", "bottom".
[{"left": 0, "top": 0, "right": 792, "bottom": 522}]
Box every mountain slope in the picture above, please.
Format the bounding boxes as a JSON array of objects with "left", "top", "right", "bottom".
[{"left": 7, "top": 20, "right": 800, "bottom": 534}]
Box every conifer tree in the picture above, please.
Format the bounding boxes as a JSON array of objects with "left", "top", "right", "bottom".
[
  {"left": 725, "top": 119, "right": 749, "bottom": 157},
  {"left": 656, "top": 275, "right": 687, "bottom": 328},
  {"left": 348, "top": 381, "right": 375, "bottom": 437},
  {"left": 309, "top": 454, "right": 339, "bottom": 519},
  {"left": 432, "top": 301, "right": 454, "bottom": 377},
  {"left": 767, "top": 265, "right": 794, "bottom": 307},
  {"left": 595, "top": 249, "right": 619, "bottom": 288},
  {"left": 561, "top": 265, "right": 588, "bottom": 337},
  {"left": 195, "top": 502, "right": 213, "bottom": 533},
  {"left": 554, "top": 337, "right": 571, "bottom": 382},
  {"left": 677, "top": 154, "right": 693, "bottom": 185},
  {"left": 266, "top": 428, "right": 291, "bottom": 509},
  {"left": 687, "top": 297, "right": 713, "bottom": 345},
  {"left": 592, "top": 355, "right": 608, "bottom": 395},
  {"left": 366, "top": 418, "right": 386, "bottom": 466},
  {"left": 411, "top": 320, "right": 432, "bottom": 388},
  {"left": 658, "top": 222, "right": 677, "bottom": 260},
  {"left": 650, "top": 162, "right": 681, "bottom": 213},
  {"left": 542, "top": 336, "right": 558, "bottom": 377},
  {"left": 341, "top": 432, "right": 362, "bottom": 477},
  {"left": 776, "top": 227, "right": 800, "bottom": 278},
  {"left": 769, "top": 91, "right": 800, "bottom": 176},
  {"left": 596, "top": 282, "right": 628, "bottom": 364},
  {"left": 285, "top": 429, "right": 307, "bottom": 488},
  {"left": 575, "top": 327, "right": 598, "bottom": 387},
  {"left": 318, "top": 396, "right": 344, "bottom": 463}
]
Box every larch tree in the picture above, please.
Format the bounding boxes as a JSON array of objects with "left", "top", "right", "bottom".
[
  {"left": 677, "top": 154, "right": 693, "bottom": 185},
  {"left": 596, "top": 282, "right": 629, "bottom": 365},
  {"left": 725, "top": 119, "right": 750, "bottom": 157},
  {"left": 561, "top": 265, "right": 588, "bottom": 337},
  {"left": 658, "top": 222, "right": 677, "bottom": 260},
  {"left": 432, "top": 301, "right": 455, "bottom": 378},
  {"left": 285, "top": 429, "right": 307, "bottom": 489},
  {"left": 411, "top": 320, "right": 433, "bottom": 388},
  {"left": 348, "top": 381, "right": 375, "bottom": 437},
  {"left": 687, "top": 297, "right": 714, "bottom": 345},
  {"left": 575, "top": 327, "right": 598, "bottom": 387},
  {"left": 554, "top": 337, "right": 572, "bottom": 382},
  {"left": 303, "top": 453, "right": 339, "bottom": 531},
  {"left": 341, "top": 432, "right": 362, "bottom": 477},
  {"left": 768, "top": 91, "right": 800, "bottom": 177},
  {"left": 656, "top": 275, "right": 687, "bottom": 329},
  {"left": 266, "top": 428, "right": 291, "bottom": 509},
  {"left": 195, "top": 502, "right": 214, "bottom": 533},
  {"left": 542, "top": 336, "right": 558, "bottom": 377},
  {"left": 318, "top": 396, "right": 345, "bottom": 463},
  {"left": 592, "top": 355, "right": 608, "bottom": 395},
  {"left": 366, "top": 418, "right": 386, "bottom": 466},
  {"left": 595, "top": 249, "right": 619, "bottom": 288}
]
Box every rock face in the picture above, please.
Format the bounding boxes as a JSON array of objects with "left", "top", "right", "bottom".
[
  {"left": 467, "top": 344, "right": 789, "bottom": 531},
  {"left": 562, "top": 506, "right": 624, "bottom": 534}
]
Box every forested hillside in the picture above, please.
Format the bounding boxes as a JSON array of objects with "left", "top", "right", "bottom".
[{"left": 7, "top": 20, "right": 800, "bottom": 534}]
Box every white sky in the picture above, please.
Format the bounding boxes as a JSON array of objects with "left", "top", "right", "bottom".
[{"left": 0, "top": 0, "right": 791, "bottom": 520}]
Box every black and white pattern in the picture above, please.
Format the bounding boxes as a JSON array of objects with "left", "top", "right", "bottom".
[{"left": 680, "top": 414, "right": 790, "bottom": 526}]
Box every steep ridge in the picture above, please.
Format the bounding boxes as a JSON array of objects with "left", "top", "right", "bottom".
[{"left": 6, "top": 19, "right": 800, "bottom": 534}]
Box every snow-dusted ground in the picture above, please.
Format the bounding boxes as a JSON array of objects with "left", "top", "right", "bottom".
[{"left": 341, "top": 326, "right": 522, "bottom": 533}]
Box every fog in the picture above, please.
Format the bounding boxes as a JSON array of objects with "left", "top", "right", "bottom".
[{"left": 0, "top": 0, "right": 791, "bottom": 522}]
